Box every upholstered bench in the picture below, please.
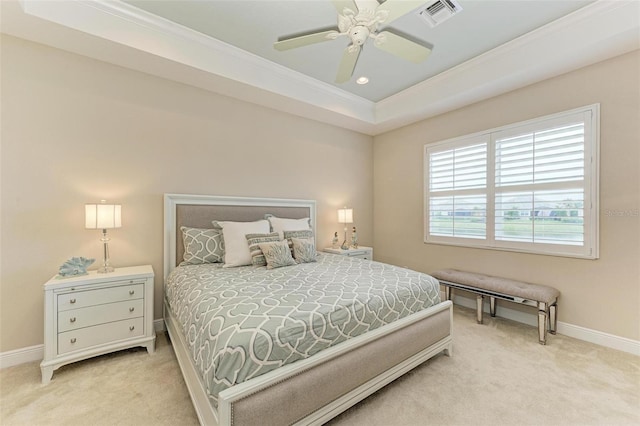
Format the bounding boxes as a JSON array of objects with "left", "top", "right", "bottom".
[{"left": 431, "top": 269, "right": 560, "bottom": 345}]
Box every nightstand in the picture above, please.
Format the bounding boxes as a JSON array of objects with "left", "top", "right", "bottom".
[
  {"left": 40, "top": 265, "right": 156, "bottom": 384},
  {"left": 323, "top": 246, "right": 373, "bottom": 260}
]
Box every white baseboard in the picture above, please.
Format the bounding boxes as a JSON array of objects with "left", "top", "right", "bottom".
[
  {"left": 1, "top": 318, "right": 168, "bottom": 369},
  {"left": 557, "top": 321, "right": 640, "bottom": 356},
  {"left": 0, "top": 344, "right": 44, "bottom": 369},
  {"left": 154, "top": 318, "right": 166, "bottom": 332},
  {"left": 449, "top": 293, "right": 640, "bottom": 356},
  {"left": 3, "top": 304, "right": 638, "bottom": 370}
]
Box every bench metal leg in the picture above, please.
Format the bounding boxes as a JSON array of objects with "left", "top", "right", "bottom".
[
  {"left": 549, "top": 303, "right": 558, "bottom": 335},
  {"left": 444, "top": 286, "right": 453, "bottom": 301},
  {"left": 490, "top": 297, "right": 497, "bottom": 317},
  {"left": 538, "top": 302, "right": 548, "bottom": 345},
  {"left": 476, "top": 295, "right": 484, "bottom": 324}
]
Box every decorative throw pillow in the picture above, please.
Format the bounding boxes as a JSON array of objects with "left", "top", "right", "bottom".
[
  {"left": 265, "top": 215, "right": 311, "bottom": 239},
  {"left": 283, "top": 229, "right": 314, "bottom": 250},
  {"left": 291, "top": 237, "right": 317, "bottom": 264},
  {"left": 246, "top": 232, "right": 280, "bottom": 266},
  {"left": 258, "top": 240, "right": 296, "bottom": 269},
  {"left": 180, "top": 226, "right": 224, "bottom": 265},
  {"left": 213, "top": 220, "right": 270, "bottom": 267}
]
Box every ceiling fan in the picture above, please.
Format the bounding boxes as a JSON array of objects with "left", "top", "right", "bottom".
[{"left": 273, "top": 0, "right": 433, "bottom": 84}]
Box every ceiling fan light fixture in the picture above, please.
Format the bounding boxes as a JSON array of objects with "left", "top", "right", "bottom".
[{"left": 356, "top": 76, "right": 369, "bottom": 85}]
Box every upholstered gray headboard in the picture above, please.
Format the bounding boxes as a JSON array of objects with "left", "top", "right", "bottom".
[{"left": 164, "top": 194, "right": 316, "bottom": 279}]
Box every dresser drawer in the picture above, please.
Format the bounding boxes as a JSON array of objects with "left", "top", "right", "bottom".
[
  {"left": 58, "top": 317, "right": 144, "bottom": 355},
  {"left": 351, "top": 254, "right": 370, "bottom": 259},
  {"left": 58, "top": 299, "right": 144, "bottom": 333},
  {"left": 58, "top": 283, "right": 143, "bottom": 311},
  {"left": 345, "top": 251, "right": 370, "bottom": 258},
  {"left": 323, "top": 247, "right": 373, "bottom": 260}
]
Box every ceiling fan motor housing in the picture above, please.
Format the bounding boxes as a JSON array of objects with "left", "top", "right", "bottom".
[{"left": 349, "top": 26, "right": 370, "bottom": 45}]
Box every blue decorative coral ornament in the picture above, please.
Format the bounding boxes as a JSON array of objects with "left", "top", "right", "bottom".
[{"left": 57, "top": 257, "right": 95, "bottom": 278}]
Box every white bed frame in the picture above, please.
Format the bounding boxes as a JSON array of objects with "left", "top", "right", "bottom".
[{"left": 163, "top": 194, "right": 453, "bottom": 426}]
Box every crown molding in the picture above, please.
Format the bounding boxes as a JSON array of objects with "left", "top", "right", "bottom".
[
  {"left": 2, "top": 0, "right": 638, "bottom": 135},
  {"left": 14, "top": 0, "right": 376, "bottom": 126},
  {"left": 373, "top": 0, "right": 640, "bottom": 134}
]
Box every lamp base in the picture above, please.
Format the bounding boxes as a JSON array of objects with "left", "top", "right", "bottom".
[
  {"left": 98, "top": 229, "right": 115, "bottom": 273},
  {"left": 97, "top": 265, "right": 115, "bottom": 274},
  {"left": 340, "top": 228, "right": 350, "bottom": 250}
]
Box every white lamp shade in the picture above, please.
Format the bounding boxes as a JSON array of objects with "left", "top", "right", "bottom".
[
  {"left": 338, "top": 208, "right": 353, "bottom": 224},
  {"left": 85, "top": 203, "right": 122, "bottom": 229}
]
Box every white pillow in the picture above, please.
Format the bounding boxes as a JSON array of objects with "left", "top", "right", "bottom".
[
  {"left": 266, "top": 215, "right": 311, "bottom": 239},
  {"left": 214, "top": 220, "right": 270, "bottom": 267}
]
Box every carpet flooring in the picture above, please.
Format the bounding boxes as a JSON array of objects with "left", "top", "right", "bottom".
[{"left": 1, "top": 306, "right": 638, "bottom": 425}]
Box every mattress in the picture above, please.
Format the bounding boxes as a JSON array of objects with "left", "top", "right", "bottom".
[{"left": 165, "top": 253, "right": 441, "bottom": 406}]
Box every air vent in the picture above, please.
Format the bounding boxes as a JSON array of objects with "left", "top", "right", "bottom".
[{"left": 416, "top": 0, "right": 462, "bottom": 28}]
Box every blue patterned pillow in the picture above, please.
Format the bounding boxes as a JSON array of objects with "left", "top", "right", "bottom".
[
  {"left": 180, "top": 226, "right": 224, "bottom": 265},
  {"left": 258, "top": 240, "right": 296, "bottom": 269}
]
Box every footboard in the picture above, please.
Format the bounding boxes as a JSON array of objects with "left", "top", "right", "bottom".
[
  {"left": 166, "top": 299, "right": 452, "bottom": 426},
  {"left": 218, "top": 301, "right": 453, "bottom": 426}
]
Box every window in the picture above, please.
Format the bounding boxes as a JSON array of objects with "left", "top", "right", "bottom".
[{"left": 424, "top": 105, "right": 599, "bottom": 259}]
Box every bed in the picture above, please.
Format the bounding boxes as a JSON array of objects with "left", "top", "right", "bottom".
[{"left": 163, "top": 194, "right": 453, "bottom": 426}]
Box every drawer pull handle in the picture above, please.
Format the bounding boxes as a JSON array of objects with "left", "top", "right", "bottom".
[
  {"left": 70, "top": 298, "right": 76, "bottom": 304},
  {"left": 129, "top": 326, "right": 135, "bottom": 331},
  {"left": 70, "top": 317, "right": 76, "bottom": 323},
  {"left": 129, "top": 290, "right": 135, "bottom": 295},
  {"left": 70, "top": 338, "right": 77, "bottom": 343},
  {"left": 129, "top": 307, "right": 135, "bottom": 312}
]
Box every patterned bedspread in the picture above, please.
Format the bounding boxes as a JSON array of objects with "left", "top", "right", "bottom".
[{"left": 165, "top": 253, "right": 441, "bottom": 406}]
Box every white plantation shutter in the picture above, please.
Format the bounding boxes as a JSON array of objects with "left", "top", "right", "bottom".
[
  {"left": 427, "top": 138, "right": 488, "bottom": 240},
  {"left": 495, "top": 189, "right": 585, "bottom": 245},
  {"left": 429, "top": 143, "right": 487, "bottom": 191},
  {"left": 429, "top": 195, "right": 487, "bottom": 238},
  {"left": 494, "top": 121, "right": 585, "bottom": 187},
  {"left": 425, "top": 105, "right": 599, "bottom": 259}
]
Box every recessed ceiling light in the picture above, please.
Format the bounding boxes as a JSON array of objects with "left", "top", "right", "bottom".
[{"left": 356, "top": 76, "right": 369, "bottom": 85}]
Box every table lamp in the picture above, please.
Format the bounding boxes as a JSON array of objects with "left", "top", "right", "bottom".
[
  {"left": 338, "top": 207, "right": 353, "bottom": 250},
  {"left": 85, "top": 200, "right": 121, "bottom": 273}
]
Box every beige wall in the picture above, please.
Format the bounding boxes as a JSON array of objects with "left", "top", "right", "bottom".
[
  {"left": 1, "top": 33, "right": 638, "bottom": 353},
  {"left": 374, "top": 50, "right": 640, "bottom": 340},
  {"left": 0, "top": 36, "right": 374, "bottom": 352}
]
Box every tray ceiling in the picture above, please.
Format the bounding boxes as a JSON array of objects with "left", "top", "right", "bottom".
[
  {"left": 124, "top": 0, "right": 593, "bottom": 102},
  {"left": 2, "top": 0, "right": 639, "bottom": 135}
]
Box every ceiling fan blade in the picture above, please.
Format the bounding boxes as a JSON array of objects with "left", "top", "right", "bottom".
[
  {"left": 354, "top": 0, "right": 382, "bottom": 13},
  {"left": 331, "top": 0, "right": 358, "bottom": 15},
  {"left": 274, "top": 30, "right": 339, "bottom": 51},
  {"left": 376, "top": 0, "right": 426, "bottom": 25},
  {"left": 374, "top": 31, "right": 431, "bottom": 63},
  {"left": 335, "top": 47, "right": 360, "bottom": 84}
]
